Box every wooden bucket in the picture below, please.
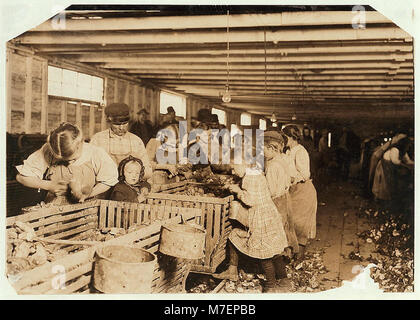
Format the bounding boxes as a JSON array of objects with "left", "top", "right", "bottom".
[
  {"left": 152, "top": 171, "right": 169, "bottom": 185},
  {"left": 159, "top": 224, "right": 206, "bottom": 259},
  {"left": 93, "top": 245, "right": 156, "bottom": 294}
]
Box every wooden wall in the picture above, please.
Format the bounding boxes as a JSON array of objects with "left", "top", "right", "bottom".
[
  {"left": 6, "top": 45, "right": 254, "bottom": 139},
  {"left": 7, "top": 48, "right": 48, "bottom": 135},
  {"left": 6, "top": 46, "right": 161, "bottom": 140}
]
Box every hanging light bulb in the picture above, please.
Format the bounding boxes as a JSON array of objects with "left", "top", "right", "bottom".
[
  {"left": 222, "top": 86, "right": 231, "bottom": 103},
  {"left": 222, "top": 10, "right": 231, "bottom": 103},
  {"left": 270, "top": 112, "right": 277, "bottom": 122},
  {"left": 291, "top": 113, "right": 297, "bottom": 121}
]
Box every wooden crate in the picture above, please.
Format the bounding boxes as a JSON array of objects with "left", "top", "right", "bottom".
[
  {"left": 148, "top": 181, "right": 233, "bottom": 274},
  {"left": 7, "top": 200, "right": 201, "bottom": 294}
]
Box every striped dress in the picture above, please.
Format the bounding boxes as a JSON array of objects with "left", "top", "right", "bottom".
[{"left": 229, "top": 169, "right": 288, "bottom": 259}]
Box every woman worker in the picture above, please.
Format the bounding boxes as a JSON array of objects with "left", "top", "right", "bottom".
[
  {"left": 16, "top": 122, "right": 119, "bottom": 204},
  {"left": 282, "top": 125, "right": 318, "bottom": 261}
]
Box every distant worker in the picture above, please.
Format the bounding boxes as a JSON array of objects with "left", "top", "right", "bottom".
[
  {"left": 129, "top": 108, "right": 154, "bottom": 145},
  {"left": 90, "top": 102, "right": 152, "bottom": 179}
]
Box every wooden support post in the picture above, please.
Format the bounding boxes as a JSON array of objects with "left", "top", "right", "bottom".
[
  {"left": 186, "top": 98, "right": 192, "bottom": 129},
  {"left": 155, "top": 89, "right": 161, "bottom": 125},
  {"left": 89, "top": 104, "right": 95, "bottom": 138},
  {"left": 6, "top": 48, "right": 12, "bottom": 133},
  {"left": 101, "top": 77, "right": 108, "bottom": 130},
  {"left": 133, "top": 84, "right": 139, "bottom": 114},
  {"left": 24, "top": 56, "right": 33, "bottom": 134},
  {"left": 75, "top": 101, "right": 82, "bottom": 128},
  {"left": 149, "top": 88, "right": 156, "bottom": 125},
  {"left": 124, "top": 82, "right": 130, "bottom": 105},
  {"left": 60, "top": 100, "right": 67, "bottom": 123},
  {"left": 114, "top": 79, "right": 119, "bottom": 102},
  {"left": 40, "top": 60, "right": 48, "bottom": 134},
  {"left": 141, "top": 86, "right": 147, "bottom": 111},
  {"left": 195, "top": 102, "right": 200, "bottom": 115}
]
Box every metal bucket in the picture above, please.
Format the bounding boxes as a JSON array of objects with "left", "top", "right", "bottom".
[
  {"left": 93, "top": 245, "right": 156, "bottom": 294},
  {"left": 159, "top": 223, "right": 206, "bottom": 259}
]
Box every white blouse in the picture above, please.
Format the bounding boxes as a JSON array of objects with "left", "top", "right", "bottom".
[{"left": 287, "top": 144, "right": 311, "bottom": 183}]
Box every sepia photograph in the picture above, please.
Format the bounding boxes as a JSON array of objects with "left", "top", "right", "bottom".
[{"left": 1, "top": 2, "right": 416, "bottom": 298}]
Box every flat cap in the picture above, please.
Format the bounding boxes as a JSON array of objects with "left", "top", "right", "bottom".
[
  {"left": 105, "top": 103, "right": 130, "bottom": 124},
  {"left": 264, "top": 130, "right": 285, "bottom": 143},
  {"left": 137, "top": 108, "right": 149, "bottom": 115}
]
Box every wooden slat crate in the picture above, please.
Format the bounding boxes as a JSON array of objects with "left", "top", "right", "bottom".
[
  {"left": 149, "top": 181, "right": 233, "bottom": 274},
  {"left": 6, "top": 200, "right": 201, "bottom": 294}
]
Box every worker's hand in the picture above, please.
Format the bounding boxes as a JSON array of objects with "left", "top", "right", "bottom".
[
  {"left": 183, "top": 171, "right": 193, "bottom": 179},
  {"left": 137, "top": 194, "right": 146, "bottom": 203},
  {"left": 166, "top": 164, "right": 179, "bottom": 176},
  {"left": 47, "top": 180, "right": 69, "bottom": 196},
  {"left": 77, "top": 195, "right": 87, "bottom": 203},
  {"left": 228, "top": 184, "right": 241, "bottom": 194}
]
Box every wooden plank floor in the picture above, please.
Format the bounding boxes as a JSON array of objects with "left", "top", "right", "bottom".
[
  {"left": 308, "top": 180, "right": 375, "bottom": 290},
  {"left": 208, "top": 179, "right": 380, "bottom": 293}
]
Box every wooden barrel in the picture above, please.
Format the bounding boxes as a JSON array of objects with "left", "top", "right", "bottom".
[
  {"left": 93, "top": 245, "right": 156, "bottom": 294},
  {"left": 159, "top": 224, "right": 206, "bottom": 259}
]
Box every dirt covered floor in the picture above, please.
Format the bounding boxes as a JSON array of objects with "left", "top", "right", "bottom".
[{"left": 186, "top": 180, "right": 414, "bottom": 294}]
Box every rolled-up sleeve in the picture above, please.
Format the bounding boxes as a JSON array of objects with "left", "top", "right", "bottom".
[
  {"left": 295, "top": 148, "right": 311, "bottom": 181},
  {"left": 266, "top": 162, "right": 288, "bottom": 198},
  {"left": 92, "top": 146, "right": 119, "bottom": 186},
  {"left": 15, "top": 145, "right": 48, "bottom": 180}
]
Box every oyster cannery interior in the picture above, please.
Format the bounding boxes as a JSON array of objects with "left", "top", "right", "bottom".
[{"left": 5, "top": 5, "right": 414, "bottom": 294}]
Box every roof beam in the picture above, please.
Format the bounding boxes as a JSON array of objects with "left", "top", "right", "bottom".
[
  {"left": 135, "top": 74, "right": 413, "bottom": 81},
  {"left": 168, "top": 86, "right": 413, "bottom": 96},
  {"left": 30, "top": 40, "right": 412, "bottom": 54},
  {"left": 75, "top": 52, "right": 413, "bottom": 63},
  {"left": 17, "top": 27, "right": 411, "bottom": 45},
  {"left": 149, "top": 79, "right": 412, "bottom": 87},
  {"left": 100, "top": 61, "right": 412, "bottom": 70},
  {"left": 32, "top": 11, "right": 393, "bottom": 32},
  {"left": 126, "top": 67, "right": 413, "bottom": 75},
  {"left": 55, "top": 44, "right": 413, "bottom": 58}
]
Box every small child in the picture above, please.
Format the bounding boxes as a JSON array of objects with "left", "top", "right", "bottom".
[
  {"left": 214, "top": 164, "right": 289, "bottom": 292},
  {"left": 109, "top": 156, "right": 151, "bottom": 203}
]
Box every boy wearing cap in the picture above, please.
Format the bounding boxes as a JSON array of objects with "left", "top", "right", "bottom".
[
  {"left": 160, "top": 106, "right": 179, "bottom": 128},
  {"left": 90, "top": 103, "right": 152, "bottom": 179},
  {"left": 129, "top": 108, "right": 154, "bottom": 145}
]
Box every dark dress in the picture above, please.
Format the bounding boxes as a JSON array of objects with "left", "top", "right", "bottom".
[{"left": 109, "top": 182, "right": 139, "bottom": 203}]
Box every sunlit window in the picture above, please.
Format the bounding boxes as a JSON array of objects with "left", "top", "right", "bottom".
[
  {"left": 240, "top": 113, "right": 251, "bottom": 126},
  {"left": 211, "top": 108, "right": 226, "bottom": 125},
  {"left": 160, "top": 91, "right": 186, "bottom": 118},
  {"left": 259, "top": 119, "right": 267, "bottom": 130},
  {"left": 48, "top": 66, "right": 104, "bottom": 102}
]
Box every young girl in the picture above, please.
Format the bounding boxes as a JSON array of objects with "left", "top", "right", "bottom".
[
  {"left": 264, "top": 131, "right": 299, "bottom": 288},
  {"left": 214, "top": 163, "right": 288, "bottom": 293},
  {"left": 282, "top": 125, "right": 318, "bottom": 261},
  {"left": 109, "top": 156, "right": 152, "bottom": 203},
  {"left": 16, "top": 122, "right": 118, "bottom": 205}
]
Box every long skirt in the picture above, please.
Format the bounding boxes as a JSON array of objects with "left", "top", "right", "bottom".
[
  {"left": 289, "top": 180, "right": 317, "bottom": 245},
  {"left": 372, "top": 159, "right": 395, "bottom": 201},
  {"left": 229, "top": 204, "right": 288, "bottom": 260},
  {"left": 273, "top": 193, "right": 300, "bottom": 254}
]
